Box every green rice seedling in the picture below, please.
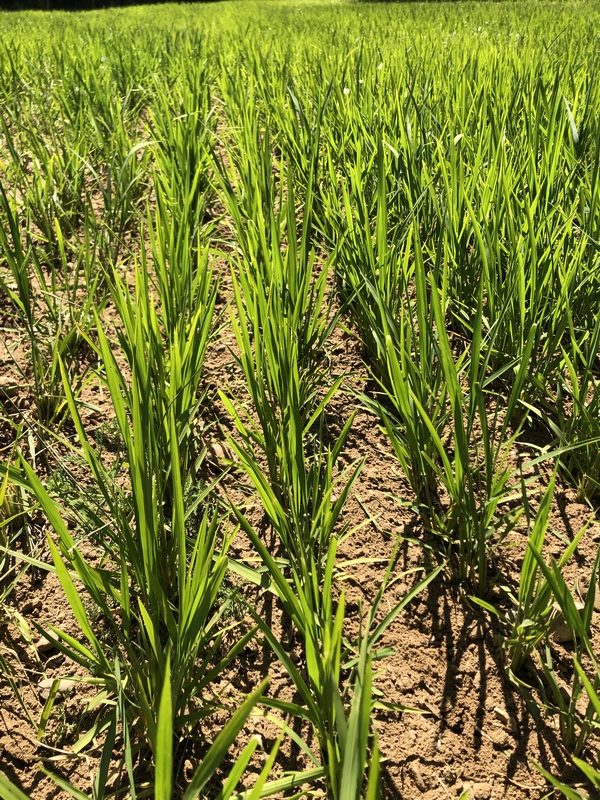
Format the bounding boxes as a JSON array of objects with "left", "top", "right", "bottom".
[
  {"left": 0, "top": 31, "right": 152, "bottom": 264},
  {"left": 473, "top": 476, "right": 600, "bottom": 780},
  {"left": 0, "top": 673, "right": 273, "bottom": 800},
  {"left": 55, "top": 44, "right": 151, "bottom": 258},
  {"left": 155, "top": 670, "right": 273, "bottom": 800},
  {"left": 358, "top": 266, "right": 443, "bottom": 524},
  {"left": 225, "top": 258, "right": 358, "bottom": 788},
  {"left": 221, "top": 166, "right": 350, "bottom": 589},
  {"left": 0, "top": 187, "right": 67, "bottom": 426},
  {"left": 322, "top": 138, "right": 415, "bottom": 364},
  {"left": 268, "top": 83, "right": 329, "bottom": 203},
  {"left": 421, "top": 80, "right": 587, "bottom": 392},
  {"left": 110, "top": 213, "right": 217, "bottom": 495},
  {"left": 535, "top": 757, "right": 600, "bottom": 800},
  {"left": 146, "top": 196, "right": 216, "bottom": 346},
  {"left": 0, "top": 104, "right": 89, "bottom": 259},
  {"left": 525, "top": 542, "right": 600, "bottom": 755},
  {"left": 535, "top": 665, "right": 600, "bottom": 797},
  {"left": 223, "top": 232, "right": 337, "bottom": 508},
  {"left": 0, "top": 183, "right": 100, "bottom": 428},
  {"left": 149, "top": 54, "right": 215, "bottom": 239},
  {"left": 226, "top": 44, "right": 331, "bottom": 211},
  {"left": 423, "top": 266, "right": 532, "bottom": 593},
  {"left": 0, "top": 439, "right": 31, "bottom": 605},
  {"left": 324, "top": 139, "right": 446, "bottom": 513},
  {"left": 502, "top": 479, "right": 562, "bottom": 674},
  {"left": 548, "top": 311, "right": 600, "bottom": 504},
  {"left": 30, "top": 216, "right": 105, "bottom": 367},
  {"left": 0, "top": 41, "right": 27, "bottom": 119},
  {"left": 84, "top": 135, "right": 151, "bottom": 264},
  {"left": 536, "top": 649, "right": 600, "bottom": 761},
  {"left": 2, "top": 4, "right": 600, "bottom": 798},
  {"left": 39, "top": 670, "right": 272, "bottom": 800},
  {"left": 470, "top": 476, "right": 581, "bottom": 674},
  {"left": 247, "top": 582, "right": 379, "bottom": 800},
  {"left": 386, "top": 332, "right": 518, "bottom": 591},
  {"left": 1, "top": 231, "right": 234, "bottom": 791},
  {"left": 235, "top": 491, "right": 442, "bottom": 799},
  {"left": 13, "top": 351, "right": 244, "bottom": 790},
  {"left": 1, "top": 35, "right": 219, "bottom": 780},
  {"left": 156, "top": 652, "right": 329, "bottom": 800},
  {"left": 215, "top": 111, "right": 280, "bottom": 270},
  {"left": 336, "top": 166, "right": 529, "bottom": 590},
  {"left": 0, "top": 773, "right": 30, "bottom": 800},
  {"left": 216, "top": 45, "right": 328, "bottom": 270},
  {"left": 218, "top": 148, "right": 336, "bottom": 505},
  {"left": 479, "top": 501, "right": 600, "bottom": 756}
]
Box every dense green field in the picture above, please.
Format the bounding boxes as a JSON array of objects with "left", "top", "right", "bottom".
[{"left": 0, "top": 1, "right": 599, "bottom": 798}]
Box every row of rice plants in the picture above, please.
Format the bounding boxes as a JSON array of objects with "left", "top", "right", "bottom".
[{"left": 0, "top": 36, "right": 267, "bottom": 797}]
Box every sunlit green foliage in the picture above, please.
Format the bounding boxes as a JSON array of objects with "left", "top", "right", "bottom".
[{"left": 0, "top": 1, "right": 599, "bottom": 797}]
